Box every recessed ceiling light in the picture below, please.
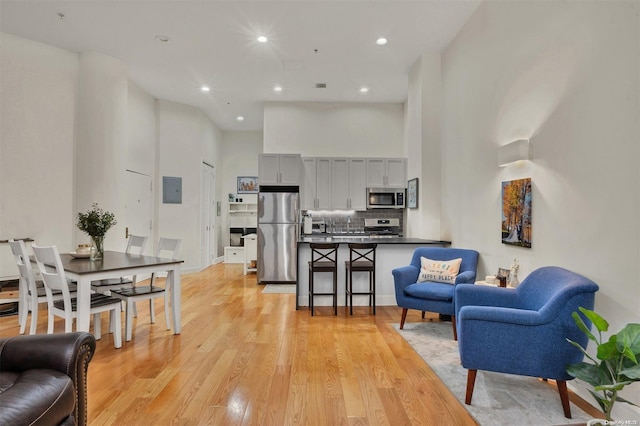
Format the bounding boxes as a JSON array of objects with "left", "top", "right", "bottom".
[
  {"left": 155, "top": 35, "right": 171, "bottom": 43},
  {"left": 257, "top": 35, "right": 268, "bottom": 43},
  {"left": 376, "top": 37, "right": 388, "bottom": 46},
  {"left": 274, "top": 85, "right": 283, "bottom": 92},
  {"left": 360, "top": 87, "right": 370, "bottom": 93},
  {"left": 201, "top": 86, "right": 210, "bottom": 93},
  {"left": 236, "top": 116, "right": 245, "bottom": 121}
]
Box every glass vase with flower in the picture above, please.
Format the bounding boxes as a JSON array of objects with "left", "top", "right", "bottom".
[{"left": 76, "top": 203, "right": 117, "bottom": 261}]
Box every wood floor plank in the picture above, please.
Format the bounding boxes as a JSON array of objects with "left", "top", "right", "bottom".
[{"left": 1, "top": 262, "right": 599, "bottom": 424}]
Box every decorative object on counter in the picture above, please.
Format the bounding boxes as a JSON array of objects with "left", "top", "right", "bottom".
[
  {"left": 501, "top": 178, "right": 532, "bottom": 248},
  {"left": 496, "top": 267, "right": 510, "bottom": 287},
  {"left": 485, "top": 275, "right": 496, "bottom": 284},
  {"left": 407, "top": 177, "right": 419, "bottom": 209},
  {"left": 76, "top": 203, "right": 117, "bottom": 260},
  {"left": 566, "top": 307, "right": 640, "bottom": 423},
  {"left": 509, "top": 257, "right": 520, "bottom": 287},
  {"left": 237, "top": 176, "right": 258, "bottom": 193}
]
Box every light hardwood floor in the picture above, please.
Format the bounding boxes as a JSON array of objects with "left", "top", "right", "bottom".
[{"left": 0, "top": 263, "right": 599, "bottom": 425}]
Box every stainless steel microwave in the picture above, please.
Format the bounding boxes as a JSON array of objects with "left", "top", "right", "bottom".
[{"left": 366, "top": 188, "right": 406, "bottom": 209}]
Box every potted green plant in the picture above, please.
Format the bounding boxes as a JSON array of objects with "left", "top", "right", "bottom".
[
  {"left": 76, "top": 203, "right": 117, "bottom": 260},
  {"left": 566, "top": 307, "right": 640, "bottom": 422}
]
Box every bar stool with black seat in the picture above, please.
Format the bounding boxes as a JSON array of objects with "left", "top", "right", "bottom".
[
  {"left": 345, "top": 243, "right": 377, "bottom": 315},
  {"left": 308, "top": 243, "right": 339, "bottom": 316}
]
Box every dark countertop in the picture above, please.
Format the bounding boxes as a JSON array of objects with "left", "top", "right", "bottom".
[{"left": 298, "top": 236, "right": 450, "bottom": 245}]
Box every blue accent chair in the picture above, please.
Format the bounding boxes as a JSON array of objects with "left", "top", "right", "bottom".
[
  {"left": 455, "top": 266, "right": 599, "bottom": 419},
  {"left": 392, "top": 247, "right": 479, "bottom": 340}
]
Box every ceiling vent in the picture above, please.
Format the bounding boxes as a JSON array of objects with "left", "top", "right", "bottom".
[{"left": 315, "top": 83, "right": 327, "bottom": 89}]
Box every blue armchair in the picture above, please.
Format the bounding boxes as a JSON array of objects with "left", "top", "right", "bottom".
[
  {"left": 392, "top": 247, "right": 479, "bottom": 340},
  {"left": 455, "top": 266, "right": 599, "bottom": 419}
]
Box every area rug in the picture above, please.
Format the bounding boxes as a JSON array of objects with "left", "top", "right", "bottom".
[
  {"left": 261, "top": 284, "right": 296, "bottom": 294},
  {"left": 394, "top": 321, "right": 594, "bottom": 425}
]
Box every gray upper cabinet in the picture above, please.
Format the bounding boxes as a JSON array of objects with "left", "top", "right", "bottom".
[
  {"left": 366, "top": 158, "right": 407, "bottom": 188},
  {"left": 332, "top": 158, "right": 367, "bottom": 211},
  {"left": 259, "top": 154, "right": 301, "bottom": 186}
]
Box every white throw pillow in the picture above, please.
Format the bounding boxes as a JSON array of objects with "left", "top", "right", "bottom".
[{"left": 417, "top": 257, "right": 462, "bottom": 284}]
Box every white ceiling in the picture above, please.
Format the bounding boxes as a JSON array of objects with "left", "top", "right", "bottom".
[{"left": 1, "top": 1, "right": 481, "bottom": 132}]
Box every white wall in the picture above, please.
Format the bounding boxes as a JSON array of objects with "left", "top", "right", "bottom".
[
  {"left": 405, "top": 54, "right": 442, "bottom": 240},
  {"left": 155, "top": 100, "right": 223, "bottom": 273},
  {"left": 75, "top": 52, "right": 128, "bottom": 251},
  {"left": 263, "top": 102, "right": 404, "bottom": 157},
  {"left": 0, "top": 32, "right": 225, "bottom": 276},
  {"left": 221, "top": 131, "right": 262, "bottom": 251},
  {"left": 127, "top": 81, "right": 156, "bottom": 177},
  {"left": 440, "top": 1, "right": 639, "bottom": 416},
  {"left": 0, "top": 33, "right": 77, "bottom": 276}
]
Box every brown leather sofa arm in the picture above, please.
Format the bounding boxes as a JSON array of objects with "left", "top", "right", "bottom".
[{"left": 0, "top": 332, "right": 97, "bottom": 425}]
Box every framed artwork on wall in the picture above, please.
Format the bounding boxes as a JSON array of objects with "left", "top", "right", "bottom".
[
  {"left": 501, "top": 177, "right": 532, "bottom": 248},
  {"left": 407, "top": 178, "right": 419, "bottom": 209},
  {"left": 237, "top": 176, "right": 258, "bottom": 194}
]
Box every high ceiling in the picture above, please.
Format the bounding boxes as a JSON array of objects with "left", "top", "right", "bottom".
[{"left": 1, "top": 1, "right": 481, "bottom": 132}]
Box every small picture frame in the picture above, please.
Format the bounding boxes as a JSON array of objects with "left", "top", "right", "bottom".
[
  {"left": 237, "top": 176, "right": 258, "bottom": 194},
  {"left": 497, "top": 268, "right": 511, "bottom": 281},
  {"left": 407, "top": 178, "right": 419, "bottom": 209}
]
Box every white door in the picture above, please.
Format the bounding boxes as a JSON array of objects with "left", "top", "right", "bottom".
[
  {"left": 125, "top": 170, "right": 152, "bottom": 253},
  {"left": 201, "top": 163, "right": 216, "bottom": 269}
]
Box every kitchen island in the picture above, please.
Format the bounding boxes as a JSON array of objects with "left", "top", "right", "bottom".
[{"left": 296, "top": 237, "right": 451, "bottom": 310}]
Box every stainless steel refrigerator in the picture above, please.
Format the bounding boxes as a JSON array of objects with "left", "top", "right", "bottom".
[{"left": 257, "top": 186, "right": 299, "bottom": 283}]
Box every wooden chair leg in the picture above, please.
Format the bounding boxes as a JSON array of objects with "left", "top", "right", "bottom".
[
  {"left": 465, "top": 369, "right": 477, "bottom": 405},
  {"left": 400, "top": 308, "right": 408, "bottom": 329},
  {"left": 452, "top": 315, "right": 457, "bottom": 341},
  {"left": 421, "top": 311, "right": 426, "bottom": 319},
  {"left": 557, "top": 380, "right": 572, "bottom": 419}
]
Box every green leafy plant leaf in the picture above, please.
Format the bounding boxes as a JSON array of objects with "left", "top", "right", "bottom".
[
  {"left": 578, "top": 307, "right": 609, "bottom": 333},
  {"left": 566, "top": 309, "right": 640, "bottom": 421}
]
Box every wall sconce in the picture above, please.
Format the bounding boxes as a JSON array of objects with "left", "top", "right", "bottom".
[{"left": 498, "top": 139, "right": 530, "bottom": 167}]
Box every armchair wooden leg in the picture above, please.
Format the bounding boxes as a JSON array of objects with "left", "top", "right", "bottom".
[
  {"left": 421, "top": 311, "right": 425, "bottom": 319},
  {"left": 557, "top": 380, "right": 572, "bottom": 419},
  {"left": 452, "top": 315, "right": 457, "bottom": 341},
  {"left": 400, "top": 308, "right": 408, "bottom": 329},
  {"left": 465, "top": 369, "right": 477, "bottom": 405}
]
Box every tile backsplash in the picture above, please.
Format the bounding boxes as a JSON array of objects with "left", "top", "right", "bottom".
[{"left": 302, "top": 209, "right": 404, "bottom": 235}]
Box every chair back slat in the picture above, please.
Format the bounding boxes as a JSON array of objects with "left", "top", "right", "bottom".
[
  {"left": 310, "top": 243, "right": 339, "bottom": 268},
  {"left": 126, "top": 235, "right": 148, "bottom": 255},
  {"left": 348, "top": 243, "right": 376, "bottom": 265},
  {"left": 9, "top": 240, "right": 38, "bottom": 298},
  {"left": 31, "top": 245, "right": 74, "bottom": 310},
  {"left": 157, "top": 238, "right": 181, "bottom": 258}
]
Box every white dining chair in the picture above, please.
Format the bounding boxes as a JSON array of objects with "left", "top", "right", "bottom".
[
  {"left": 8, "top": 239, "right": 74, "bottom": 335},
  {"left": 32, "top": 244, "right": 122, "bottom": 348},
  {"left": 91, "top": 234, "right": 148, "bottom": 295},
  {"left": 112, "top": 237, "right": 181, "bottom": 341}
]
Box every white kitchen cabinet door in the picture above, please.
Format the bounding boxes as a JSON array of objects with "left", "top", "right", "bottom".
[
  {"left": 301, "top": 158, "right": 317, "bottom": 210},
  {"left": 385, "top": 158, "right": 407, "bottom": 188},
  {"left": 366, "top": 158, "right": 406, "bottom": 188},
  {"left": 259, "top": 154, "right": 301, "bottom": 186},
  {"left": 348, "top": 158, "right": 367, "bottom": 210},
  {"left": 331, "top": 158, "right": 349, "bottom": 210},
  {"left": 259, "top": 154, "right": 281, "bottom": 185},
  {"left": 278, "top": 154, "right": 302, "bottom": 185},
  {"left": 366, "top": 158, "right": 386, "bottom": 187},
  {"left": 315, "top": 158, "right": 332, "bottom": 210}
]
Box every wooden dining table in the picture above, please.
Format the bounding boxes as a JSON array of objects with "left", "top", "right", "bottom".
[{"left": 50, "top": 250, "right": 183, "bottom": 334}]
